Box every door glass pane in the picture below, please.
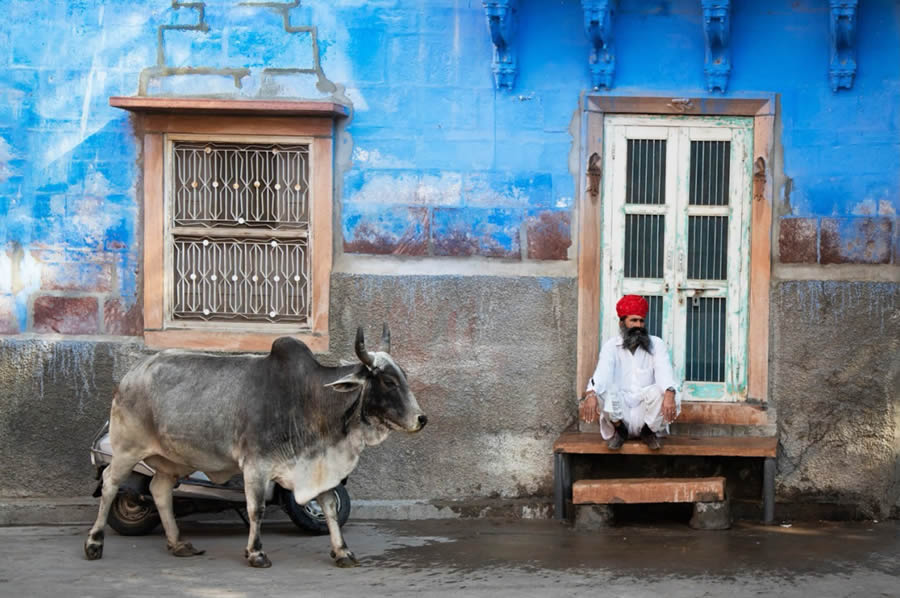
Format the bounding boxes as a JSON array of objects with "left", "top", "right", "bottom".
[
  {"left": 687, "top": 216, "right": 728, "bottom": 280},
  {"left": 641, "top": 295, "right": 663, "bottom": 339},
  {"left": 624, "top": 214, "right": 664, "bottom": 278},
  {"left": 626, "top": 139, "right": 666, "bottom": 205},
  {"left": 690, "top": 141, "right": 730, "bottom": 206},
  {"left": 685, "top": 297, "right": 726, "bottom": 382}
]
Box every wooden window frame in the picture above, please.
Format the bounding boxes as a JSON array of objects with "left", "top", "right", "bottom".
[
  {"left": 577, "top": 95, "right": 774, "bottom": 417},
  {"left": 111, "top": 97, "right": 349, "bottom": 352}
]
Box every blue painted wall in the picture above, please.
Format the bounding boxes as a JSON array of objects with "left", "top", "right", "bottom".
[{"left": 1, "top": 0, "right": 898, "bottom": 334}]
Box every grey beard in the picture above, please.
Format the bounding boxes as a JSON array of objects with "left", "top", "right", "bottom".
[{"left": 621, "top": 326, "right": 652, "bottom": 354}]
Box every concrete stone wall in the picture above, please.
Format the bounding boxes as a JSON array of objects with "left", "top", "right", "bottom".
[
  {"left": 771, "top": 281, "right": 900, "bottom": 519},
  {"left": 0, "top": 268, "right": 578, "bottom": 501},
  {"left": 326, "top": 269, "right": 578, "bottom": 500},
  {"left": 0, "top": 338, "right": 149, "bottom": 497}
]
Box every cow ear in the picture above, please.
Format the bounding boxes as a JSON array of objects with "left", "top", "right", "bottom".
[{"left": 325, "top": 372, "right": 365, "bottom": 393}]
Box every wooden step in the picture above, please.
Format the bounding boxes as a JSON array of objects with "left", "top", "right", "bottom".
[
  {"left": 554, "top": 432, "right": 776, "bottom": 457},
  {"left": 573, "top": 477, "right": 726, "bottom": 505}
]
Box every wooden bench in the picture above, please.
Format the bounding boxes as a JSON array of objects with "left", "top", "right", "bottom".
[{"left": 553, "top": 430, "right": 778, "bottom": 524}]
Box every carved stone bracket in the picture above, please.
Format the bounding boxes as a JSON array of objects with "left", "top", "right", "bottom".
[
  {"left": 700, "top": 0, "right": 731, "bottom": 93},
  {"left": 483, "top": 0, "right": 519, "bottom": 90},
  {"left": 581, "top": 0, "right": 616, "bottom": 91},
  {"left": 829, "top": 0, "right": 858, "bottom": 91}
]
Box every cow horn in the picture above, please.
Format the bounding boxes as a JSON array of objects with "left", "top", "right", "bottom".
[
  {"left": 381, "top": 322, "right": 391, "bottom": 353},
  {"left": 355, "top": 326, "right": 375, "bottom": 369}
]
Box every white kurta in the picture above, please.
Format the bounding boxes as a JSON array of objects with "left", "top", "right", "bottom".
[{"left": 585, "top": 335, "right": 681, "bottom": 440}]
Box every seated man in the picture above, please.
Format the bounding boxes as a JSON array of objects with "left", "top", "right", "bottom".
[{"left": 578, "top": 295, "right": 680, "bottom": 450}]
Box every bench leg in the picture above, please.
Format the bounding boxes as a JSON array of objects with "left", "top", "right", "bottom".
[
  {"left": 554, "top": 453, "right": 572, "bottom": 520},
  {"left": 763, "top": 457, "right": 776, "bottom": 525}
]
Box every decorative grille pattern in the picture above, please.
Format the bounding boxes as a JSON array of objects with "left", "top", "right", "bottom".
[
  {"left": 173, "top": 141, "right": 309, "bottom": 230},
  {"left": 685, "top": 297, "right": 726, "bottom": 382},
  {"left": 624, "top": 214, "right": 664, "bottom": 278},
  {"left": 173, "top": 237, "right": 309, "bottom": 323},
  {"left": 169, "top": 140, "right": 312, "bottom": 325},
  {"left": 626, "top": 139, "right": 666, "bottom": 205}
]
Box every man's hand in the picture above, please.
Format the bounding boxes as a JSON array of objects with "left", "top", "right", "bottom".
[
  {"left": 662, "top": 390, "right": 676, "bottom": 423},
  {"left": 580, "top": 391, "right": 599, "bottom": 424}
]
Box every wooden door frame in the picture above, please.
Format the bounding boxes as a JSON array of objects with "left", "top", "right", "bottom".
[{"left": 576, "top": 95, "right": 775, "bottom": 409}]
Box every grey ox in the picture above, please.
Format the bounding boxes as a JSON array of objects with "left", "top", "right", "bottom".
[{"left": 84, "top": 325, "right": 426, "bottom": 568}]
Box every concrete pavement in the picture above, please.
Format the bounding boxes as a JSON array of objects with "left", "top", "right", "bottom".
[{"left": 0, "top": 518, "right": 897, "bottom": 597}]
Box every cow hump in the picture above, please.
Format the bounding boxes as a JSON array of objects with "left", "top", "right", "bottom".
[{"left": 269, "top": 336, "right": 315, "bottom": 364}]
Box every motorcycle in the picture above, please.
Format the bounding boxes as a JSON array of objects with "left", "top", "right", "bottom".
[{"left": 88, "top": 421, "right": 351, "bottom": 536}]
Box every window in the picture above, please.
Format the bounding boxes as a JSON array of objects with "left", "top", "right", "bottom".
[
  {"left": 167, "top": 137, "right": 312, "bottom": 327},
  {"left": 111, "top": 97, "right": 347, "bottom": 352}
]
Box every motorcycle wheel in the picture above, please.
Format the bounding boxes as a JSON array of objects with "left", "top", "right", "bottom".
[
  {"left": 107, "top": 493, "right": 160, "bottom": 536},
  {"left": 281, "top": 485, "right": 351, "bottom": 535}
]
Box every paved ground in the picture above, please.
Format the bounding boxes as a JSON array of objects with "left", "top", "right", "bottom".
[{"left": 1, "top": 518, "right": 897, "bottom": 598}]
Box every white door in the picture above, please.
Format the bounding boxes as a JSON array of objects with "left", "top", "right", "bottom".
[{"left": 600, "top": 115, "right": 753, "bottom": 402}]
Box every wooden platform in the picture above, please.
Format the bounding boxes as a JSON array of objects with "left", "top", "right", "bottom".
[
  {"left": 573, "top": 477, "right": 726, "bottom": 505},
  {"left": 554, "top": 433, "right": 777, "bottom": 458},
  {"left": 554, "top": 427, "right": 778, "bottom": 524}
]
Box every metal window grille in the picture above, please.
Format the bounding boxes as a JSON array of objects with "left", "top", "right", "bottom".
[
  {"left": 641, "top": 295, "right": 663, "bottom": 339},
  {"left": 626, "top": 139, "right": 666, "bottom": 205},
  {"left": 624, "top": 214, "right": 664, "bottom": 279},
  {"left": 689, "top": 141, "right": 730, "bottom": 206},
  {"left": 687, "top": 215, "right": 728, "bottom": 280},
  {"left": 685, "top": 297, "right": 726, "bottom": 382},
  {"left": 170, "top": 140, "right": 311, "bottom": 325}
]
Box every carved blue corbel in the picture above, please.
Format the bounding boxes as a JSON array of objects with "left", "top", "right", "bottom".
[
  {"left": 483, "top": 0, "right": 518, "bottom": 90},
  {"left": 581, "top": 0, "right": 615, "bottom": 91},
  {"left": 700, "top": 0, "right": 731, "bottom": 93},
  {"left": 829, "top": 0, "right": 858, "bottom": 91}
]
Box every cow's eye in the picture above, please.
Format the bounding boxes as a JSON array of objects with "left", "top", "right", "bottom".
[{"left": 383, "top": 376, "right": 399, "bottom": 388}]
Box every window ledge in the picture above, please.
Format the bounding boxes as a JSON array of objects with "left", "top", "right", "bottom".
[
  {"left": 110, "top": 96, "right": 350, "bottom": 118},
  {"left": 145, "top": 330, "right": 328, "bottom": 353}
]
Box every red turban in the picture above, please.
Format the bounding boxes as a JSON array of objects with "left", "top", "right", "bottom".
[{"left": 616, "top": 295, "right": 648, "bottom": 319}]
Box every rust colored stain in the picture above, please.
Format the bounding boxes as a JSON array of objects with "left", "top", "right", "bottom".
[
  {"left": 432, "top": 230, "right": 479, "bottom": 257},
  {"left": 479, "top": 236, "right": 520, "bottom": 259},
  {"left": 820, "top": 217, "right": 893, "bottom": 264},
  {"left": 343, "top": 209, "right": 429, "bottom": 256},
  {"left": 526, "top": 211, "right": 571, "bottom": 260},
  {"left": 33, "top": 295, "right": 100, "bottom": 334},
  {"left": 103, "top": 299, "right": 143, "bottom": 336},
  {"left": 778, "top": 218, "right": 817, "bottom": 263}
]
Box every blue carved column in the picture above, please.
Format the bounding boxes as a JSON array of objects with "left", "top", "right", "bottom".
[
  {"left": 829, "top": 0, "right": 858, "bottom": 91},
  {"left": 701, "top": 0, "right": 731, "bottom": 93},
  {"left": 581, "top": 0, "right": 616, "bottom": 91},
  {"left": 483, "top": 0, "right": 518, "bottom": 90}
]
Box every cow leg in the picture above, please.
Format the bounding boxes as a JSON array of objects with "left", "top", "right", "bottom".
[
  {"left": 149, "top": 473, "right": 204, "bottom": 557},
  {"left": 318, "top": 489, "right": 357, "bottom": 568},
  {"left": 243, "top": 473, "right": 272, "bottom": 568},
  {"left": 84, "top": 454, "right": 140, "bottom": 560}
]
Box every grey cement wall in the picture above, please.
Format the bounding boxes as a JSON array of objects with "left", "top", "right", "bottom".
[
  {"left": 0, "top": 272, "right": 578, "bottom": 502},
  {"left": 4, "top": 273, "right": 899, "bottom": 519},
  {"left": 0, "top": 339, "right": 151, "bottom": 497},
  {"left": 771, "top": 281, "right": 900, "bottom": 519},
  {"left": 328, "top": 272, "right": 578, "bottom": 500}
]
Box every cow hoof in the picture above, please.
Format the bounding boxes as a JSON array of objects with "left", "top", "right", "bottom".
[
  {"left": 247, "top": 551, "right": 272, "bottom": 568},
  {"left": 170, "top": 542, "right": 205, "bottom": 557},
  {"left": 334, "top": 551, "right": 358, "bottom": 568},
  {"left": 84, "top": 541, "right": 103, "bottom": 560}
]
